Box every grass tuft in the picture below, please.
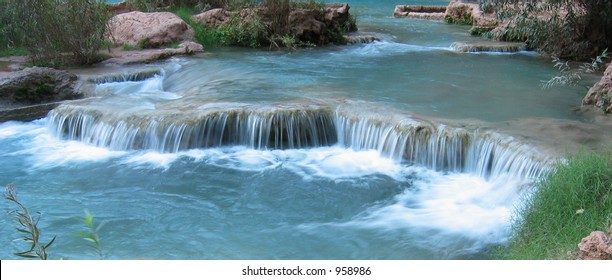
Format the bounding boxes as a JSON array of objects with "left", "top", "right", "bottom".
[
  {"left": 174, "top": 6, "right": 225, "bottom": 47},
  {"left": 0, "top": 47, "right": 29, "bottom": 57},
  {"left": 503, "top": 148, "right": 612, "bottom": 259}
]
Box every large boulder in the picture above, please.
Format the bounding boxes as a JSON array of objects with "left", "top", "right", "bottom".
[
  {"left": 578, "top": 231, "right": 612, "bottom": 260},
  {"left": 107, "top": 11, "right": 194, "bottom": 48},
  {"left": 289, "top": 3, "right": 356, "bottom": 45},
  {"left": 0, "top": 67, "right": 82, "bottom": 106},
  {"left": 583, "top": 63, "right": 612, "bottom": 113},
  {"left": 289, "top": 8, "right": 326, "bottom": 43},
  {"left": 324, "top": 3, "right": 356, "bottom": 32}
]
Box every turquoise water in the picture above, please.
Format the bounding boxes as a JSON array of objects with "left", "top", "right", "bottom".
[{"left": 0, "top": 1, "right": 597, "bottom": 260}]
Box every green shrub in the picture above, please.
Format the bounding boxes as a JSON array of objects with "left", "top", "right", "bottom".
[
  {"left": 0, "top": 47, "right": 29, "bottom": 57},
  {"left": 174, "top": 6, "right": 225, "bottom": 47},
  {"left": 57, "top": 0, "right": 110, "bottom": 64},
  {"left": 126, "top": 0, "right": 233, "bottom": 11},
  {"left": 503, "top": 149, "right": 612, "bottom": 259},
  {"left": 482, "top": 0, "right": 612, "bottom": 60},
  {"left": 218, "top": 12, "right": 268, "bottom": 47},
  {"left": 174, "top": 0, "right": 354, "bottom": 48},
  {"left": 6, "top": 0, "right": 109, "bottom": 66},
  {"left": 264, "top": 0, "right": 291, "bottom": 36},
  {"left": 445, "top": 14, "right": 473, "bottom": 25}
]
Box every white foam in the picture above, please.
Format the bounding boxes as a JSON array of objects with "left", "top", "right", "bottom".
[
  {"left": 0, "top": 121, "right": 40, "bottom": 138},
  {"left": 346, "top": 171, "right": 522, "bottom": 243},
  {"left": 278, "top": 147, "right": 404, "bottom": 181},
  {"left": 121, "top": 152, "right": 180, "bottom": 170},
  {"left": 20, "top": 132, "right": 125, "bottom": 169},
  {"left": 94, "top": 73, "right": 181, "bottom": 100},
  {"left": 202, "top": 147, "right": 282, "bottom": 172},
  {"left": 340, "top": 40, "right": 452, "bottom": 57}
]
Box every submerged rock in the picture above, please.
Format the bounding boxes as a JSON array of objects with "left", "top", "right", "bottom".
[
  {"left": 578, "top": 231, "right": 612, "bottom": 260},
  {"left": 451, "top": 41, "right": 526, "bottom": 53},
  {"left": 344, "top": 34, "right": 380, "bottom": 45},
  {"left": 393, "top": 5, "right": 446, "bottom": 20},
  {"left": 583, "top": 63, "right": 612, "bottom": 113},
  {"left": 107, "top": 11, "right": 194, "bottom": 48},
  {"left": 86, "top": 69, "right": 163, "bottom": 84},
  {"left": 103, "top": 41, "right": 204, "bottom": 65}
]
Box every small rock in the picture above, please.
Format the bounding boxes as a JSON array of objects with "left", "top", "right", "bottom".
[
  {"left": 179, "top": 41, "right": 204, "bottom": 54},
  {"left": 578, "top": 231, "right": 612, "bottom": 260}
]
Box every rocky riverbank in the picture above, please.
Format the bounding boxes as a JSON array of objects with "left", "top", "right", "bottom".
[
  {"left": 0, "top": 2, "right": 363, "bottom": 122},
  {"left": 0, "top": 67, "right": 84, "bottom": 122},
  {"left": 583, "top": 63, "right": 612, "bottom": 113}
]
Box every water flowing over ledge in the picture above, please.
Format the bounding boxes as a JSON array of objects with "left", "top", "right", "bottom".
[{"left": 47, "top": 101, "right": 551, "bottom": 181}]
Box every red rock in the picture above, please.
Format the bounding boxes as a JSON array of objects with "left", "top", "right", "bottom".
[
  {"left": 578, "top": 231, "right": 612, "bottom": 260},
  {"left": 107, "top": 11, "right": 194, "bottom": 48},
  {"left": 191, "top": 8, "right": 232, "bottom": 28},
  {"left": 583, "top": 63, "right": 612, "bottom": 113}
]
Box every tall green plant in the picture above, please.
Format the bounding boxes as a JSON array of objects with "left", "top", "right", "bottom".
[
  {"left": 264, "top": 0, "right": 291, "bottom": 36},
  {"left": 59, "top": 0, "right": 110, "bottom": 64},
  {"left": 541, "top": 48, "right": 609, "bottom": 89},
  {"left": 74, "top": 210, "right": 105, "bottom": 259},
  {"left": 7, "top": 0, "right": 109, "bottom": 65},
  {"left": 4, "top": 184, "right": 56, "bottom": 260}
]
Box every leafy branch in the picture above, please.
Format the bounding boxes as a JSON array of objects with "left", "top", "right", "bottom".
[
  {"left": 4, "top": 184, "right": 56, "bottom": 260},
  {"left": 74, "top": 210, "right": 105, "bottom": 259},
  {"left": 541, "top": 48, "right": 609, "bottom": 89}
]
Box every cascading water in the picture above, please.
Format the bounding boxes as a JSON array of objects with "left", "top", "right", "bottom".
[
  {"left": 47, "top": 100, "right": 551, "bottom": 181},
  {"left": 3, "top": 0, "right": 592, "bottom": 260},
  {"left": 48, "top": 105, "right": 338, "bottom": 152},
  {"left": 334, "top": 110, "right": 550, "bottom": 180}
]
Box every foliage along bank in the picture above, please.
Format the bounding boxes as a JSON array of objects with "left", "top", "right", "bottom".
[{"left": 502, "top": 149, "right": 612, "bottom": 259}]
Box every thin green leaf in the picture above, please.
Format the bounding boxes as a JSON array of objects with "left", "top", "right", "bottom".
[{"left": 43, "top": 236, "right": 56, "bottom": 250}]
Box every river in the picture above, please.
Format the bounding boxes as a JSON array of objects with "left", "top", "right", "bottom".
[{"left": 0, "top": 0, "right": 608, "bottom": 259}]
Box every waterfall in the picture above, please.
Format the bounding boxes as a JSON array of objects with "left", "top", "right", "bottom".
[
  {"left": 87, "top": 69, "right": 163, "bottom": 84},
  {"left": 48, "top": 105, "right": 337, "bottom": 152},
  {"left": 333, "top": 110, "right": 550, "bottom": 180},
  {"left": 47, "top": 103, "right": 551, "bottom": 180}
]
